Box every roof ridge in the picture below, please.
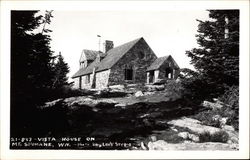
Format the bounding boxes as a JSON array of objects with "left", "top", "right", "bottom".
[
  {"left": 147, "top": 55, "right": 171, "bottom": 71},
  {"left": 73, "top": 37, "right": 144, "bottom": 77},
  {"left": 111, "top": 37, "right": 142, "bottom": 49},
  {"left": 83, "top": 49, "right": 103, "bottom": 53},
  {"left": 158, "top": 55, "right": 170, "bottom": 58},
  {"left": 96, "top": 37, "right": 143, "bottom": 72}
]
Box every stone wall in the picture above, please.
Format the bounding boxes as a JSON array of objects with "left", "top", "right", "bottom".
[
  {"left": 158, "top": 58, "right": 179, "bottom": 80},
  {"left": 77, "top": 74, "right": 93, "bottom": 89},
  {"left": 95, "top": 69, "right": 110, "bottom": 89},
  {"left": 73, "top": 77, "right": 80, "bottom": 89},
  {"left": 108, "top": 38, "right": 157, "bottom": 86},
  {"left": 73, "top": 70, "right": 110, "bottom": 89}
]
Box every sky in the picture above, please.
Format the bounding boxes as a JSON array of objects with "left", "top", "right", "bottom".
[{"left": 46, "top": 10, "right": 210, "bottom": 81}]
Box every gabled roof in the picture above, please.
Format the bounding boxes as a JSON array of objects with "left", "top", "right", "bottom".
[
  {"left": 147, "top": 56, "right": 170, "bottom": 71},
  {"left": 80, "top": 49, "right": 107, "bottom": 62},
  {"left": 72, "top": 56, "right": 101, "bottom": 78},
  {"left": 147, "top": 55, "right": 180, "bottom": 71},
  {"left": 72, "top": 37, "right": 142, "bottom": 78},
  {"left": 96, "top": 37, "right": 142, "bottom": 72}
]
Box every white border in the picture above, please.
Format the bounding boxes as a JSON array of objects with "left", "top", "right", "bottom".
[{"left": 1, "top": 0, "right": 249, "bottom": 159}]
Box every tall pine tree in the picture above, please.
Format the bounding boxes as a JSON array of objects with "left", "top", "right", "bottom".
[
  {"left": 11, "top": 11, "right": 55, "bottom": 105},
  {"left": 52, "top": 52, "right": 70, "bottom": 89},
  {"left": 11, "top": 11, "right": 55, "bottom": 136},
  {"left": 184, "top": 10, "right": 239, "bottom": 99}
]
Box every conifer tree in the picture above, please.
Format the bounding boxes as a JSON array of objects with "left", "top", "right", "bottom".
[
  {"left": 11, "top": 11, "right": 55, "bottom": 136},
  {"left": 52, "top": 52, "right": 70, "bottom": 89},
  {"left": 11, "top": 11, "right": 55, "bottom": 105},
  {"left": 183, "top": 10, "right": 239, "bottom": 98}
]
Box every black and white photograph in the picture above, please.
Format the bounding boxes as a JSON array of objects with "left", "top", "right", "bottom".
[{"left": 0, "top": 0, "right": 249, "bottom": 159}]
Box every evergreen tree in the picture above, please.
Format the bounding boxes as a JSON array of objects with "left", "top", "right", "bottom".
[
  {"left": 52, "top": 52, "right": 70, "bottom": 89},
  {"left": 11, "top": 11, "right": 55, "bottom": 105},
  {"left": 11, "top": 11, "right": 54, "bottom": 136},
  {"left": 184, "top": 10, "right": 239, "bottom": 98}
]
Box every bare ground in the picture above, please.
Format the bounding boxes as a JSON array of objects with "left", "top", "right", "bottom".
[{"left": 38, "top": 91, "right": 238, "bottom": 150}]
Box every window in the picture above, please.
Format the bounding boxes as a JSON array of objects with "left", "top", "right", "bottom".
[
  {"left": 149, "top": 71, "right": 154, "bottom": 83},
  {"left": 124, "top": 65, "right": 133, "bottom": 80},
  {"left": 165, "top": 68, "right": 173, "bottom": 79},
  {"left": 80, "top": 62, "right": 84, "bottom": 68},
  {"left": 86, "top": 74, "right": 90, "bottom": 84}
]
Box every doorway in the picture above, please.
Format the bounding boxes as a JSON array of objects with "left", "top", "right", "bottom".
[{"left": 149, "top": 71, "right": 154, "bottom": 83}]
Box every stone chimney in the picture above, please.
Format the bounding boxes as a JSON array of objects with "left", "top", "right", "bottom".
[{"left": 103, "top": 40, "right": 114, "bottom": 53}]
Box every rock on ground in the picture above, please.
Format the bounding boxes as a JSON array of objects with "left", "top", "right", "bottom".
[
  {"left": 43, "top": 99, "right": 63, "bottom": 108},
  {"left": 108, "top": 85, "right": 125, "bottom": 91},
  {"left": 177, "top": 132, "right": 199, "bottom": 142},
  {"left": 177, "top": 132, "right": 189, "bottom": 139},
  {"left": 168, "top": 117, "right": 238, "bottom": 144},
  {"left": 202, "top": 100, "right": 223, "bottom": 109},
  {"left": 153, "top": 79, "right": 166, "bottom": 85},
  {"left": 168, "top": 117, "right": 221, "bottom": 134},
  {"left": 135, "top": 91, "right": 144, "bottom": 97},
  {"left": 147, "top": 140, "right": 238, "bottom": 150},
  {"left": 146, "top": 84, "right": 165, "bottom": 91},
  {"left": 67, "top": 96, "right": 118, "bottom": 107}
]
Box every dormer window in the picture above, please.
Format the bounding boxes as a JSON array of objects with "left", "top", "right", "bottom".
[{"left": 80, "top": 61, "right": 87, "bottom": 68}]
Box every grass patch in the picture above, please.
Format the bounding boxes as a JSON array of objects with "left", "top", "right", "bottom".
[
  {"left": 191, "top": 110, "right": 222, "bottom": 128},
  {"left": 219, "top": 85, "right": 239, "bottom": 131},
  {"left": 199, "top": 131, "right": 229, "bottom": 143},
  {"left": 173, "top": 126, "right": 198, "bottom": 135},
  {"left": 153, "top": 129, "right": 184, "bottom": 144}
]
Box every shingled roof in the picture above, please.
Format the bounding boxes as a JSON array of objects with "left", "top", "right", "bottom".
[
  {"left": 72, "top": 37, "right": 142, "bottom": 78},
  {"left": 147, "top": 56, "right": 170, "bottom": 71},
  {"left": 80, "top": 49, "right": 107, "bottom": 62},
  {"left": 72, "top": 56, "right": 101, "bottom": 78},
  {"left": 147, "top": 55, "right": 180, "bottom": 71},
  {"left": 96, "top": 37, "right": 142, "bottom": 72}
]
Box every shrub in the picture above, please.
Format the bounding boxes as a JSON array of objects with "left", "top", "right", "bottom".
[
  {"left": 219, "top": 85, "right": 239, "bottom": 110},
  {"left": 212, "top": 131, "right": 230, "bottom": 143},
  {"left": 178, "top": 68, "right": 215, "bottom": 104},
  {"left": 164, "top": 80, "right": 185, "bottom": 100},
  {"left": 192, "top": 110, "right": 222, "bottom": 128},
  {"left": 156, "top": 129, "right": 184, "bottom": 144},
  {"left": 199, "top": 131, "right": 229, "bottom": 143},
  {"left": 192, "top": 86, "right": 239, "bottom": 131},
  {"left": 219, "top": 85, "right": 239, "bottom": 130}
]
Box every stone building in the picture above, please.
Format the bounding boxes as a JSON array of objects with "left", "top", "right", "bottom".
[
  {"left": 72, "top": 37, "right": 180, "bottom": 89},
  {"left": 146, "top": 55, "right": 180, "bottom": 84}
]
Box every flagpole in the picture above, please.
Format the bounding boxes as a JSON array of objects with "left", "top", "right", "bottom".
[{"left": 97, "top": 35, "right": 101, "bottom": 51}]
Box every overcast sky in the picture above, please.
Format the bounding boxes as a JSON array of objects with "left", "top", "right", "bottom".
[{"left": 47, "top": 10, "right": 210, "bottom": 81}]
